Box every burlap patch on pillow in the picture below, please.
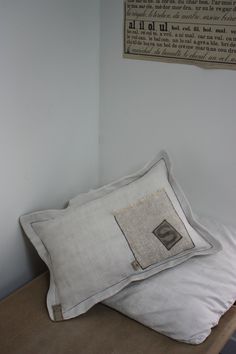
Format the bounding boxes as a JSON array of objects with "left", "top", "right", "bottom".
[{"left": 114, "top": 189, "right": 195, "bottom": 269}]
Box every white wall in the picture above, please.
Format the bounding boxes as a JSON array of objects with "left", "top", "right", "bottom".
[
  {"left": 0, "top": 0, "right": 100, "bottom": 299},
  {"left": 99, "top": 0, "right": 236, "bottom": 226}
]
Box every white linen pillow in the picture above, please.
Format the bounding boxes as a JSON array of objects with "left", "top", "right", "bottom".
[
  {"left": 104, "top": 215, "right": 236, "bottom": 345},
  {"left": 20, "top": 151, "right": 221, "bottom": 321}
]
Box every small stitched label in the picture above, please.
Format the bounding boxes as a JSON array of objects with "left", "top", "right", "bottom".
[
  {"left": 131, "top": 260, "right": 140, "bottom": 271},
  {"left": 153, "top": 220, "right": 183, "bottom": 250},
  {"left": 52, "top": 304, "right": 63, "bottom": 321}
]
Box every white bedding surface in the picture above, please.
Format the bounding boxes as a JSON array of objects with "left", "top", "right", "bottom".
[{"left": 104, "top": 215, "right": 236, "bottom": 344}]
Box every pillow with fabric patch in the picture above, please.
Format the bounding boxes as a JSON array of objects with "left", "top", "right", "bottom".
[
  {"left": 114, "top": 189, "right": 195, "bottom": 269},
  {"left": 104, "top": 215, "right": 236, "bottom": 345},
  {"left": 20, "top": 151, "right": 221, "bottom": 322}
]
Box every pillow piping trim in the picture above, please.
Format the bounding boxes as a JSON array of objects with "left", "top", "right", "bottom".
[{"left": 20, "top": 150, "right": 222, "bottom": 320}]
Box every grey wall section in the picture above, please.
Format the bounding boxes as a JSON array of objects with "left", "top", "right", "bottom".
[
  {"left": 99, "top": 0, "right": 236, "bottom": 227},
  {"left": 0, "top": 0, "right": 100, "bottom": 299}
]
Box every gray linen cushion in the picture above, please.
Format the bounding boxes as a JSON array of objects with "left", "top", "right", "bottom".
[
  {"left": 20, "top": 151, "right": 221, "bottom": 321},
  {"left": 104, "top": 215, "right": 236, "bottom": 344}
]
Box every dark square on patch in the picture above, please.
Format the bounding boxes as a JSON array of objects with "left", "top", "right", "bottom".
[{"left": 153, "top": 220, "right": 183, "bottom": 250}]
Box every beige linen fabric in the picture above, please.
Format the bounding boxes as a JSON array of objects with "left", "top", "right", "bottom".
[
  {"left": 20, "top": 151, "right": 221, "bottom": 321},
  {"left": 114, "top": 190, "right": 194, "bottom": 269}
]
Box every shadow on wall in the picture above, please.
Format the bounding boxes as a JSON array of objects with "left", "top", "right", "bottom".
[{"left": 22, "top": 230, "right": 47, "bottom": 275}]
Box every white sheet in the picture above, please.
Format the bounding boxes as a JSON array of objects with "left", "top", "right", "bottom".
[{"left": 104, "top": 215, "right": 236, "bottom": 344}]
